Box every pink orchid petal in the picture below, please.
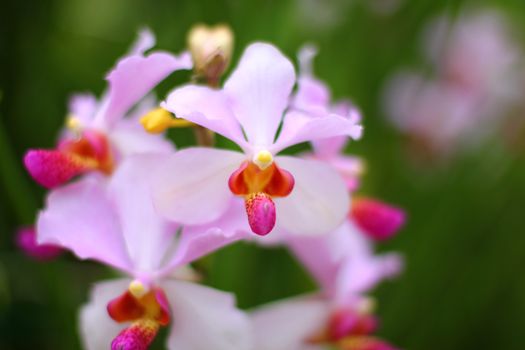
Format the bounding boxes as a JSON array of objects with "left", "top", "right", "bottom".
[
  {"left": 152, "top": 147, "right": 245, "bottom": 225},
  {"left": 127, "top": 28, "right": 156, "bottom": 56},
  {"left": 334, "top": 222, "right": 403, "bottom": 305},
  {"left": 95, "top": 51, "right": 192, "bottom": 127},
  {"left": 161, "top": 85, "right": 247, "bottom": 147},
  {"left": 310, "top": 101, "right": 361, "bottom": 157},
  {"left": 274, "top": 156, "right": 349, "bottom": 236},
  {"left": 15, "top": 226, "right": 63, "bottom": 261},
  {"left": 224, "top": 42, "right": 296, "bottom": 147},
  {"left": 109, "top": 119, "right": 175, "bottom": 159},
  {"left": 286, "top": 224, "right": 354, "bottom": 297},
  {"left": 24, "top": 149, "right": 91, "bottom": 189},
  {"left": 250, "top": 295, "right": 329, "bottom": 350},
  {"left": 107, "top": 155, "right": 179, "bottom": 273},
  {"left": 294, "top": 45, "right": 363, "bottom": 157},
  {"left": 293, "top": 45, "right": 331, "bottom": 116},
  {"left": 36, "top": 176, "right": 132, "bottom": 272},
  {"left": 288, "top": 220, "right": 403, "bottom": 304},
  {"left": 163, "top": 280, "right": 252, "bottom": 350},
  {"left": 161, "top": 200, "right": 249, "bottom": 275},
  {"left": 79, "top": 279, "right": 129, "bottom": 350},
  {"left": 68, "top": 93, "right": 98, "bottom": 126},
  {"left": 302, "top": 152, "right": 364, "bottom": 192},
  {"left": 272, "top": 110, "right": 363, "bottom": 154},
  {"left": 293, "top": 74, "right": 331, "bottom": 116}
]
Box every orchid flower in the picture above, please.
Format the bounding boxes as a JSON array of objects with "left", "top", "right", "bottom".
[
  {"left": 293, "top": 45, "right": 364, "bottom": 191},
  {"left": 24, "top": 29, "right": 192, "bottom": 188},
  {"left": 36, "top": 155, "right": 252, "bottom": 350},
  {"left": 251, "top": 221, "right": 403, "bottom": 350},
  {"left": 292, "top": 46, "right": 406, "bottom": 241},
  {"left": 153, "top": 43, "right": 362, "bottom": 236}
]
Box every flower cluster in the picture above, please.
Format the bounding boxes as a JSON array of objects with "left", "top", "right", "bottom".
[
  {"left": 383, "top": 9, "right": 523, "bottom": 159},
  {"left": 20, "top": 25, "right": 405, "bottom": 350}
]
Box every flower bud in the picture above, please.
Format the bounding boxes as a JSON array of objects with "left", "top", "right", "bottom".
[
  {"left": 187, "top": 24, "right": 234, "bottom": 85},
  {"left": 351, "top": 197, "right": 406, "bottom": 241}
]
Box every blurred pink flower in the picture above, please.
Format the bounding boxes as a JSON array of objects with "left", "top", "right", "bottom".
[
  {"left": 24, "top": 29, "right": 191, "bottom": 188},
  {"left": 15, "top": 226, "right": 63, "bottom": 261},
  {"left": 383, "top": 10, "right": 523, "bottom": 157},
  {"left": 251, "top": 221, "right": 402, "bottom": 350},
  {"left": 36, "top": 155, "right": 251, "bottom": 350},
  {"left": 154, "top": 43, "right": 362, "bottom": 236}
]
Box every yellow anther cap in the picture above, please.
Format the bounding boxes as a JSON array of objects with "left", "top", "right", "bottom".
[
  {"left": 128, "top": 280, "right": 147, "bottom": 298},
  {"left": 253, "top": 150, "right": 273, "bottom": 170},
  {"left": 66, "top": 115, "right": 82, "bottom": 131}
]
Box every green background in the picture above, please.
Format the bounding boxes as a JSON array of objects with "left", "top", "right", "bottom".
[{"left": 1, "top": 0, "right": 525, "bottom": 349}]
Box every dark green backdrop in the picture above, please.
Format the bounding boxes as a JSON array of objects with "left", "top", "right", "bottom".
[{"left": 1, "top": 0, "right": 525, "bottom": 349}]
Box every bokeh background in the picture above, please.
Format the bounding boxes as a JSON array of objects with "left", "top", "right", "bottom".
[{"left": 1, "top": 0, "right": 525, "bottom": 349}]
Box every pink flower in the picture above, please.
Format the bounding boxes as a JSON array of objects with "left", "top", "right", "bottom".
[
  {"left": 24, "top": 29, "right": 192, "bottom": 188},
  {"left": 293, "top": 45, "right": 364, "bottom": 191},
  {"left": 287, "top": 220, "right": 403, "bottom": 305},
  {"left": 36, "top": 155, "right": 252, "bottom": 349},
  {"left": 289, "top": 47, "right": 406, "bottom": 241},
  {"left": 383, "top": 10, "right": 522, "bottom": 157},
  {"left": 154, "top": 43, "right": 362, "bottom": 236},
  {"left": 15, "top": 226, "right": 63, "bottom": 261},
  {"left": 250, "top": 220, "right": 402, "bottom": 350}
]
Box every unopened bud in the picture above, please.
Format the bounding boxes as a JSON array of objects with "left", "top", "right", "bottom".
[
  {"left": 351, "top": 197, "right": 406, "bottom": 241},
  {"left": 187, "top": 24, "right": 234, "bottom": 85}
]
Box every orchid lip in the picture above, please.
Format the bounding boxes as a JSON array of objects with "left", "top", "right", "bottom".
[
  {"left": 107, "top": 286, "right": 171, "bottom": 350},
  {"left": 245, "top": 192, "right": 276, "bottom": 235},
  {"left": 228, "top": 160, "right": 294, "bottom": 235},
  {"left": 23, "top": 130, "right": 115, "bottom": 188}
]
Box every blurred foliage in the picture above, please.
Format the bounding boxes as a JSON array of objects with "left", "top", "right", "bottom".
[{"left": 1, "top": 0, "right": 525, "bottom": 349}]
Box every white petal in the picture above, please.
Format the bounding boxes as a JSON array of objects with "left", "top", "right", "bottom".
[
  {"left": 152, "top": 148, "right": 245, "bottom": 225},
  {"left": 163, "top": 280, "right": 253, "bottom": 350},
  {"left": 274, "top": 156, "right": 350, "bottom": 236},
  {"left": 78, "top": 279, "right": 129, "bottom": 350},
  {"left": 250, "top": 295, "right": 328, "bottom": 350}
]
